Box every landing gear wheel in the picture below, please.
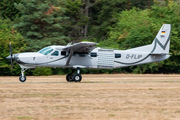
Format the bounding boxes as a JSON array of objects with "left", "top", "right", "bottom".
[
  {"left": 73, "top": 74, "right": 82, "bottom": 82},
  {"left": 66, "top": 73, "right": 73, "bottom": 82},
  {"left": 19, "top": 75, "right": 26, "bottom": 82}
]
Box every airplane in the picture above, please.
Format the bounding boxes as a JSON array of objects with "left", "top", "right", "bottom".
[{"left": 6, "top": 24, "right": 171, "bottom": 82}]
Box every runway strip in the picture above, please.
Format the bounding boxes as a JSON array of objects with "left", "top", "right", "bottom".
[
  {"left": 0, "top": 81, "right": 180, "bottom": 84},
  {"left": 1, "top": 75, "right": 180, "bottom": 84}
]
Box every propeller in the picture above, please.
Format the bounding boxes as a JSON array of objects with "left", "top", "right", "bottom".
[{"left": 6, "top": 42, "right": 14, "bottom": 71}]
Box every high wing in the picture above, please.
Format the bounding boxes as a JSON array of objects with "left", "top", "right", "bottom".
[
  {"left": 62, "top": 42, "right": 97, "bottom": 66},
  {"left": 63, "top": 42, "right": 97, "bottom": 53}
]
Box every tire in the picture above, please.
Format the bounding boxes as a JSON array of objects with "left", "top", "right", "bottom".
[
  {"left": 66, "top": 73, "right": 73, "bottom": 82},
  {"left": 19, "top": 75, "right": 26, "bottom": 82},
  {"left": 72, "top": 74, "right": 82, "bottom": 82}
]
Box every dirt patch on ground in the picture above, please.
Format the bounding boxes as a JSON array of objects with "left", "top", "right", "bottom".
[{"left": 0, "top": 74, "right": 180, "bottom": 120}]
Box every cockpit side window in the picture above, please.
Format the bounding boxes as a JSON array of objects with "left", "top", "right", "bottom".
[
  {"left": 44, "top": 49, "right": 53, "bottom": 55},
  {"left": 51, "top": 51, "right": 59, "bottom": 56},
  {"left": 38, "top": 47, "right": 50, "bottom": 54}
]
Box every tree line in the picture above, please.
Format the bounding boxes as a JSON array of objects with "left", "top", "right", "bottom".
[{"left": 0, "top": 0, "right": 180, "bottom": 76}]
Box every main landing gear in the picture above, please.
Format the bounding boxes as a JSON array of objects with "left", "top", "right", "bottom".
[
  {"left": 66, "top": 68, "right": 82, "bottom": 82},
  {"left": 19, "top": 68, "right": 28, "bottom": 82}
]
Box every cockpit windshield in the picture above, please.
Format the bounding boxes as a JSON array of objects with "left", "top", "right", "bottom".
[{"left": 38, "top": 47, "right": 53, "bottom": 55}]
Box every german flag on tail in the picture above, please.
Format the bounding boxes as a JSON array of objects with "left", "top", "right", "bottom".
[{"left": 161, "top": 31, "right": 166, "bottom": 34}]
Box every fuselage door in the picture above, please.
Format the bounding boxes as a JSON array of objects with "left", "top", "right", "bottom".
[{"left": 98, "top": 49, "right": 114, "bottom": 68}]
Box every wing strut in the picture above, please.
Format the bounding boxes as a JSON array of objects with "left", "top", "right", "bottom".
[{"left": 66, "top": 49, "right": 73, "bottom": 66}]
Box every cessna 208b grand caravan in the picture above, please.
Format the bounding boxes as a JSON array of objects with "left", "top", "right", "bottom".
[{"left": 6, "top": 24, "right": 171, "bottom": 82}]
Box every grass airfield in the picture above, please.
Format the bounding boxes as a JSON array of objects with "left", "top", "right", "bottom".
[{"left": 0, "top": 74, "right": 180, "bottom": 120}]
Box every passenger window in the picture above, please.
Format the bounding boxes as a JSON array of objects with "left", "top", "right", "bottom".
[
  {"left": 61, "top": 51, "right": 66, "bottom": 56},
  {"left": 51, "top": 51, "right": 59, "bottom": 56},
  {"left": 115, "top": 53, "right": 121, "bottom": 58},
  {"left": 79, "top": 53, "right": 86, "bottom": 57},
  {"left": 91, "top": 52, "right": 97, "bottom": 57}
]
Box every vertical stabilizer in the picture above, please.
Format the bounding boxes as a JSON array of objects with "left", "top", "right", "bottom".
[{"left": 151, "top": 24, "right": 171, "bottom": 54}]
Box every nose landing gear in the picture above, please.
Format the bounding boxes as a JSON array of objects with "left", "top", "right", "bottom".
[
  {"left": 66, "top": 68, "right": 82, "bottom": 82},
  {"left": 19, "top": 68, "right": 28, "bottom": 82}
]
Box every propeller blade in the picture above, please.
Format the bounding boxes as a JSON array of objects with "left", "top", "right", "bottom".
[
  {"left": 10, "top": 42, "right": 12, "bottom": 57},
  {"left": 9, "top": 42, "right": 13, "bottom": 71},
  {"left": 11, "top": 59, "right": 13, "bottom": 71}
]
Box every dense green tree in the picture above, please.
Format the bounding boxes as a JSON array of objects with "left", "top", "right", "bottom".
[
  {"left": 128, "top": 0, "right": 153, "bottom": 10},
  {"left": 88, "top": 0, "right": 127, "bottom": 42},
  {"left": 64, "top": 0, "right": 87, "bottom": 42},
  {"left": 14, "top": 0, "right": 70, "bottom": 52},
  {"left": 65, "top": 0, "right": 100, "bottom": 42},
  {"left": 0, "top": 0, "right": 22, "bottom": 21},
  {"left": 88, "top": 0, "right": 153, "bottom": 42},
  {"left": 100, "top": 8, "right": 153, "bottom": 49}
]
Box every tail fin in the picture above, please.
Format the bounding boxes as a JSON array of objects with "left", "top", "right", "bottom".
[{"left": 151, "top": 24, "right": 171, "bottom": 55}]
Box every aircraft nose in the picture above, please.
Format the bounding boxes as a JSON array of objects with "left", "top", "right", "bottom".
[
  {"left": 6, "top": 55, "right": 15, "bottom": 61},
  {"left": 6, "top": 54, "right": 20, "bottom": 62}
]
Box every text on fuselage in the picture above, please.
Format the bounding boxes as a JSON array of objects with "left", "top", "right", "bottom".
[{"left": 126, "top": 54, "right": 142, "bottom": 59}]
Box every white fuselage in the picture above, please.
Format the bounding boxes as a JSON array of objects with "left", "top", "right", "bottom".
[{"left": 15, "top": 44, "right": 170, "bottom": 69}]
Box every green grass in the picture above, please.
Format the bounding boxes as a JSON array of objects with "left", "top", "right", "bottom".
[
  {"left": 109, "top": 114, "right": 115, "bottom": 116},
  {"left": 149, "top": 88, "right": 153, "bottom": 90},
  {"left": 17, "top": 116, "right": 34, "bottom": 119}
]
